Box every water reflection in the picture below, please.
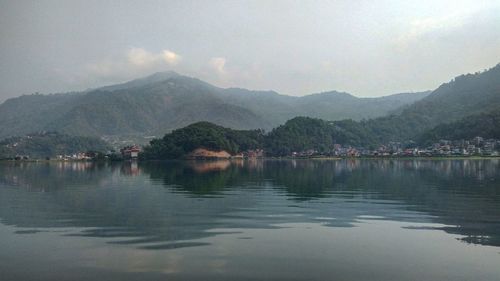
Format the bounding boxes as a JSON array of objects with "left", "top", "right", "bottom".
[{"left": 0, "top": 159, "right": 499, "bottom": 250}]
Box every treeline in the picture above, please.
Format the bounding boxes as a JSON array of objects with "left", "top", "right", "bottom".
[
  {"left": 141, "top": 122, "right": 264, "bottom": 159},
  {"left": 141, "top": 117, "right": 402, "bottom": 158},
  {"left": 0, "top": 132, "right": 111, "bottom": 159},
  {"left": 417, "top": 109, "right": 500, "bottom": 145},
  {"left": 142, "top": 109, "right": 500, "bottom": 159},
  {"left": 264, "top": 117, "right": 376, "bottom": 156}
]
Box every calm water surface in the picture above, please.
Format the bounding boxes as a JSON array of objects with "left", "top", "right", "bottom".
[{"left": 0, "top": 159, "right": 499, "bottom": 281}]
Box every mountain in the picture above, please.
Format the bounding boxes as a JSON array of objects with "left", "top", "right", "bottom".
[
  {"left": 96, "top": 71, "right": 183, "bottom": 92},
  {"left": 359, "top": 63, "right": 500, "bottom": 143},
  {"left": 0, "top": 72, "right": 429, "bottom": 139},
  {"left": 219, "top": 88, "right": 430, "bottom": 126},
  {"left": 142, "top": 63, "right": 500, "bottom": 158},
  {"left": 417, "top": 109, "right": 500, "bottom": 145},
  {"left": 46, "top": 81, "right": 267, "bottom": 136},
  {"left": 0, "top": 74, "right": 267, "bottom": 138},
  {"left": 0, "top": 93, "right": 82, "bottom": 138}
]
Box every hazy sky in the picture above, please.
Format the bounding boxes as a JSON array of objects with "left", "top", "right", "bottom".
[{"left": 1, "top": 0, "right": 499, "bottom": 101}]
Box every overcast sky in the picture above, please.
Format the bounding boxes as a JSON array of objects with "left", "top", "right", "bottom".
[{"left": 0, "top": 0, "right": 499, "bottom": 101}]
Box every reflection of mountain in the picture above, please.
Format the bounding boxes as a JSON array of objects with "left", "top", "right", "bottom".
[
  {"left": 0, "top": 160, "right": 499, "bottom": 249},
  {"left": 294, "top": 159, "right": 500, "bottom": 246},
  {"left": 261, "top": 159, "right": 500, "bottom": 246},
  {"left": 0, "top": 162, "right": 266, "bottom": 250}
]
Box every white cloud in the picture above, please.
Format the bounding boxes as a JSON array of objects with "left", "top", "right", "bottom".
[
  {"left": 127, "top": 48, "right": 158, "bottom": 66},
  {"left": 85, "top": 60, "right": 115, "bottom": 76},
  {"left": 79, "top": 47, "right": 183, "bottom": 87},
  {"left": 209, "top": 57, "right": 227, "bottom": 75},
  {"left": 407, "top": 13, "right": 465, "bottom": 39},
  {"left": 395, "top": 7, "right": 482, "bottom": 47},
  {"left": 85, "top": 47, "right": 181, "bottom": 77},
  {"left": 127, "top": 48, "right": 181, "bottom": 67},
  {"left": 162, "top": 50, "right": 181, "bottom": 65}
]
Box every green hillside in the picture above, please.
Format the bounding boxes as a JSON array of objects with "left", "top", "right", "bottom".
[
  {"left": 0, "top": 132, "right": 111, "bottom": 159},
  {"left": 141, "top": 122, "right": 263, "bottom": 159},
  {"left": 362, "top": 63, "right": 500, "bottom": 142},
  {"left": 417, "top": 109, "right": 500, "bottom": 145},
  {"left": 0, "top": 72, "right": 428, "bottom": 139},
  {"left": 142, "top": 117, "right": 381, "bottom": 159},
  {"left": 1, "top": 63, "right": 498, "bottom": 143}
]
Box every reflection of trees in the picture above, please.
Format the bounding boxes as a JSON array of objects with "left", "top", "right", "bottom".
[
  {"left": 0, "top": 161, "right": 111, "bottom": 192},
  {"left": 359, "top": 159, "right": 500, "bottom": 247},
  {"left": 272, "top": 159, "right": 500, "bottom": 247},
  {"left": 140, "top": 160, "right": 350, "bottom": 198},
  {"left": 140, "top": 160, "right": 263, "bottom": 196},
  {"left": 0, "top": 159, "right": 499, "bottom": 248},
  {"left": 145, "top": 159, "right": 500, "bottom": 246},
  {"left": 0, "top": 161, "right": 261, "bottom": 250}
]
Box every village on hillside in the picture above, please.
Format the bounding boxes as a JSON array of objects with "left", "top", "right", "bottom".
[
  {"left": 3, "top": 136, "right": 500, "bottom": 161},
  {"left": 199, "top": 136, "right": 500, "bottom": 159},
  {"left": 293, "top": 137, "right": 500, "bottom": 158}
]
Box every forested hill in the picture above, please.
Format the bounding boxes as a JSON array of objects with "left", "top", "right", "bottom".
[
  {"left": 0, "top": 132, "right": 111, "bottom": 159},
  {"left": 262, "top": 63, "right": 500, "bottom": 153},
  {"left": 360, "top": 63, "right": 500, "bottom": 143},
  {"left": 143, "top": 106, "right": 500, "bottom": 159},
  {"left": 1, "top": 63, "right": 498, "bottom": 144},
  {"left": 141, "top": 117, "right": 388, "bottom": 158},
  {"left": 417, "top": 109, "right": 500, "bottom": 145},
  {"left": 141, "top": 122, "right": 264, "bottom": 159},
  {"left": 0, "top": 72, "right": 428, "bottom": 139}
]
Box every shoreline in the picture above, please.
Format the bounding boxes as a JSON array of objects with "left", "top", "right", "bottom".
[{"left": 1, "top": 155, "right": 500, "bottom": 163}]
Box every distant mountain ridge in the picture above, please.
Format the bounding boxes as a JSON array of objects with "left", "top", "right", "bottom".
[
  {"left": 0, "top": 72, "right": 430, "bottom": 139},
  {"left": 360, "top": 63, "right": 500, "bottom": 143}
]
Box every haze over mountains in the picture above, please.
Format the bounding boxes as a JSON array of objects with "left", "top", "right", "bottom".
[
  {"left": 0, "top": 71, "right": 430, "bottom": 139},
  {"left": 1, "top": 63, "right": 499, "bottom": 145},
  {"left": 139, "top": 60, "right": 500, "bottom": 158}
]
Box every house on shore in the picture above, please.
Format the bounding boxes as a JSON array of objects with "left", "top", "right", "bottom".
[{"left": 121, "top": 145, "right": 141, "bottom": 159}]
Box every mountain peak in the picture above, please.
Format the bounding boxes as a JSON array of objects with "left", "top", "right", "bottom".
[
  {"left": 304, "top": 91, "right": 356, "bottom": 100},
  {"left": 96, "top": 71, "right": 183, "bottom": 92},
  {"left": 141, "top": 71, "right": 181, "bottom": 82}
]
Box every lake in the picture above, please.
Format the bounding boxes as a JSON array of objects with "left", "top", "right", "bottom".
[{"left": 0, "top": 159, "right": 499, "bottom": 281}]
